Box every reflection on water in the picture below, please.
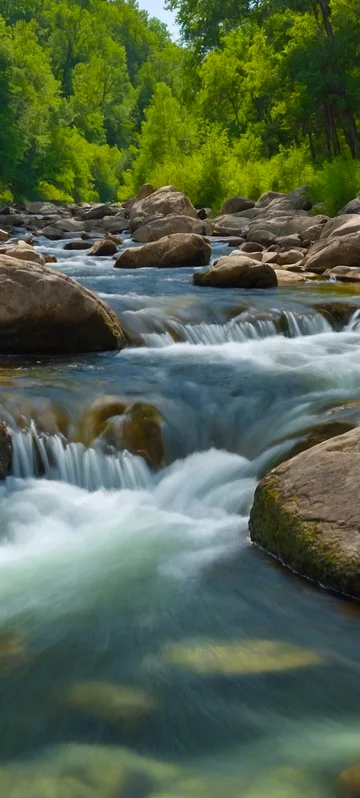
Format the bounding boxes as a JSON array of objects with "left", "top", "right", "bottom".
[{"left": 0, "top": 235, "right": 359, "bottom": 796}]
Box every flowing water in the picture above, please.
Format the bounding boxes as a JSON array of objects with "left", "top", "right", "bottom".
[{"left": 1, "top": 235, "right": 360, "bottom": 796}]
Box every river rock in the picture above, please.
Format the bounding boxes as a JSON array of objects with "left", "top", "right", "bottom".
[
  {"left": 78, "top": 396, "right": 165, "bottom": 468},
  {"left": 65, "top": 681, "right": 154, "bottom": 726},
  {"left": 115, "top": 233, "right": 211, "bottom": 269},
  {"left": 211, "top": 215, "right": 250, "bottom": 237},
  {"left": 122, "top": 182, "right": 156, "bottom": 213},
  {"left": 79, "top": 204, "right": 117, "bottom": 221},
  {"left": 249, "top": 427, "right": 360, "bottom": 597},
  {"left": 129, "top": 185, "right": 198, "bottom": 232},
  {"left": 338, "top": 197, "right": 360, "bottom": 216},
  {"left": 40, "top": 226, "right": 64, "bottom": 240},
  {"left": 96, "top": 216, "right": 129, "bottom": 234},
  {"left": 0, "top": 229, "right": 10, "bottom": 242},
  {"left": 27, "top": 201, "right": 59, "bottom": 215},
  {"left": 248, "top": 215, "right": 328, "bottom": 242},
  {"left": 337, "top": 763, "right": 360, "bottom": 796},
  {"left": 0, "top": 255, "right": 125, "bottom": 353},
  {"left": 87, "top": 239, "right": 118, "bottom": 257},
  {"left": 162, "top": 639, "right": 322, "bottom": 675},
  {"left": 320, "top": 215, "right": 360, "bottom": 239},
  {"left": 241, "top": 241, "right": 264, "bottom": 253},
  {"left": 193, "top": 255, "right": 277, "bottom": 289},
  {"left": 324, "top": 266, "right": 360, "bottom": 282},
  {"left": 302, "top": 234, "right": 360, "bottom": 273},
  {"left": 2, "top": 240, "right": 46, "bottom": 266},
  {"left": 256, "top": 185, "right": 313, "bottom": 212},
  {"left": 274, "top": 269, "right": 312, "bottom": 284},
  {"left": 220, "top": 196, "right": 255, "bottom": 214},
  {"left": 64, "top": 240, "right": 93, "bottom": 250},
  {"left": 275, "top": 250, "right": 305, "bottom": 266},
  {"left": 132, "top": 214, "right": 207, "bottom": 243}
]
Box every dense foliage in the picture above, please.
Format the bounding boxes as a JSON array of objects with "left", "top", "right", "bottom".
[{"left": 0, "top": 0, "right": 359, "bottom": 211}]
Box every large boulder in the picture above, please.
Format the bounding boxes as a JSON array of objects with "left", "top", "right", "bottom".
[
  {"left": 129, "top": 185, "right": 198, "bottom": 232},
  {"left": 248, "top": 215, "right": 328, "bottom": 242},
  {"left": 0, "top": 255, "right": 126, "bottom": 353},
  {"left": 302, "top": 233, "right": 360, "bottom": 273},
  {"left": 320, "top": 214, "right": 360, "bottom": 239},
  {"left": 122, "top": 182, "right": 156, "bottom": 213},
  {"left": 1, "top": 240, "right": 46, "bottom": 266},
  {"left": 114, "top": 234, "right": 211, "bottom": 269},
  {"left": 255, "top": 186, "right": 313, "bottom": 213},
  {"left": 132, "top": 214, "right": 207, "bottom": 243},
  {"left": 338, "top": 197, "right": 360, "bottom": 215},
  {"left": 211, "top": 215, "right": 250, "bottom": 237},
  {"left": 249, "top": 427, "right": 360, "bottom": 598},
  {"left": 220, "top": 196, "right": 255, "bottom": 215},
  {"left": 78, "top": 204, "right": 117, "bottom": 221},
  {"left": 193, "top": 255, "right": 278, "bottom": 289},
  {"left": 324, "top": 266, "right": 360, "bottom": 282},
  {"left": 27, "top": 201, "right": 59, "bottom": 215}
]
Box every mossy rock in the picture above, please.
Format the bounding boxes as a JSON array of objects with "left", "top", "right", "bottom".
[
  {"left": 77, "top": 396, "right": 165, "bottom": 468},
  {"left": 249, "top": 428, "right": 360, "bottom": 597},
  {"left": 313, "top": 302, "right": 358, "bottom": 328},
  {"left": 280, "top": 420, "right": 356, "bottom": 464}
]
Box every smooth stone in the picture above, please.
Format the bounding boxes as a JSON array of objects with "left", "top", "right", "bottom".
[
  {"left": 324, "top": 266, "right": 360, "bottom": 282},
  {"left": 132, "top": 214, "right": 207, "bottom": 243},
  {"left": 0, "top": 229, "right": 10, "bottom": 242},
  {"left": 320, "top": 214, "right": 360, "bottom": 239},
  {"left": 339, "top": 197, "right": 360, "bottom": 216},
  {"left": 0, "top": 255, "right": 125, "bottom": 353},
  {"left": 3, "top": 240, "right": 46, "bottom": 266},
  {"left": 130, "top": 185, "right": 198, "bottom": 232},
  {"left": 87, "top": 239, "right": 118, "bottom": 257},
  {"left": 193, "top": 255, "right": 277, "bottom": 289},
  {"left": 64, "top": 240, "right": 93, "bottom": 251},
  {"left": 220, "top": 196, "right": 255, "bottom": 214},
  {"left": 211, "top": 214, "right": 250, "bottom": 237},
  {"left": 115, "top": 233, "right": 211, "bottom": 269},
  {"left": 249, "top": 427, "right": 360, "bottom": 597}
]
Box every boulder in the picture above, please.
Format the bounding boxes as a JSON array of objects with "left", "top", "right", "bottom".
[
  {"left": 79, "top": 204, "right": 117, "bottom": 221},
  {"left": 122, "top": 182, "right": 156, "bottom": 212},
  {"left": 78, "top": 397, "right": 165, "bottom": 468},
  {"left": 53, "top": 219, "right": 84, "bottom": 233},
  {"left": 2, "top": 240, "right": 46, "bottom": 267},
  {"left": 87, "top": 239, "right": 118, "bottom": 257},
  {"left": 274, "top": 269, "right": 315, "bottom": 284},
  {"left": 320, "top": 214, "right": 360, "bottom": 239},
  {"left": 275, "top": 249, "right": 305, "bottom": 266},
  {"left": 0, "top": 255, "right": 126, "bottom": 353},
  {"left": 132, "top": 214, "right": 207, "bottom": 243},
  {"left": 40, "top": 226, "right": 64, "bottom": 240},
  {"left": 302, "top": 234, "right": 360, "bottom": 273},
  {"left": 96, "top": 216, "right": 129, "bottom": 234},
  {"left": 193, "top": 255, "right": 278, "bottom": 289},
  {"left": 129, "top": 185, "right": 198, "bottom": 232},
  {"left": 338, "top": 197, "right": 360, "bottom": 215},
  {"left": 248, "top": 229, "right": 278, "bottom": 247},
  {"left": 64, "top": 240, "right": 93, "bottom": 251},
  {"left": 0, "top": 229, "right": 10, "bottom": 243},
  {"left": 248, "top": 215, "right": 328, "bottom": 242},
  {"left": 256, "top": 185, "right": 313, "bottom": 212},
  {"left": 249, "top": 427, "right": 360, "bottom": 598},
  {"left": 240, "top": 241, "right": 264, "bottom": 253},
  {"left": 114, "top": 234, "right": 211, "bottom": 270},
  {"left": 324, "top": 266, "right": 360, "bottom": 283},
  {"left": 27, "top": 201, "right": 59, "bottom": 215},
  {"left": 220, "top": 196, "right": 255, "bottom": 215},
  {"left": 211, "top": 215, "right": 250, "bottom": 237}
]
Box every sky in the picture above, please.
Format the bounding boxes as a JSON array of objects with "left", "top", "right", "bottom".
[{"left": 138, "top": 0, "right": 179, "bottom": 38}]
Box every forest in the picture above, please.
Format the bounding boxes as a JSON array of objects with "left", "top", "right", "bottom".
[{"left": 0, "top": 0, "right": 359, "bottom": 212}]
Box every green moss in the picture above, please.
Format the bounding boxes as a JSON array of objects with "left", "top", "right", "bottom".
[{"left": 249, "top": 476, "right": 360, "bottom": 596}]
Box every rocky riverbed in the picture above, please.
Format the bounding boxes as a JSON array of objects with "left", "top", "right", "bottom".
[{"left": 0, "top": 185, "right": 360, "bottom": 797}]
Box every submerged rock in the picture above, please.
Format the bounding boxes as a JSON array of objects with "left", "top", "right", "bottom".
[
  {"left": 0, "top": 255, "right": 126, "bottom": 353},
  {"left": 249, "top": 428, "right": 360, "bottom": 597},
  {"left": 161, "top": 639, "right": 322, "bottom": 675},
  {"left": 115, "top": 233, "right": 211, "bottom": 269},
  {"left": 65, "top": 681, "right": 155, "bottom": 726},
  {"left": 64, "top": 240, "right": 92, "bottom": 251},
  {"left": 337, "top": 764, "right": 360, "bottom": 796},
  {"left": 193, "top": 255, "right": 277, "bottom": 289}
]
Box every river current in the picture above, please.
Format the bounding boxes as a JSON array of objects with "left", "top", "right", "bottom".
[{"left": 1, "top": 235, "right": 360, "bottom": 796}]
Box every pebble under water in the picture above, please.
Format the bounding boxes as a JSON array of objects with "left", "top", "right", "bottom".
[{"left": 1, "top": 236, "right": 360, "bottom": 797}]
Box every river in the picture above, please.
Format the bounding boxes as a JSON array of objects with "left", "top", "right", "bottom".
[{"left": 0, "top": 235, "right": 360, "bottom": 796}]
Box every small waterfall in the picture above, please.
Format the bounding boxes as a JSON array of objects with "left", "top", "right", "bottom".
[
  {"left": 140, "top": 311, "right": 331, "bottom": 347},
  {"left": 346, "top": 309, "right": 360, "bottom": 331},
  {"left": 11, "top": 427, "right": 152, "bottom": 491}
]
